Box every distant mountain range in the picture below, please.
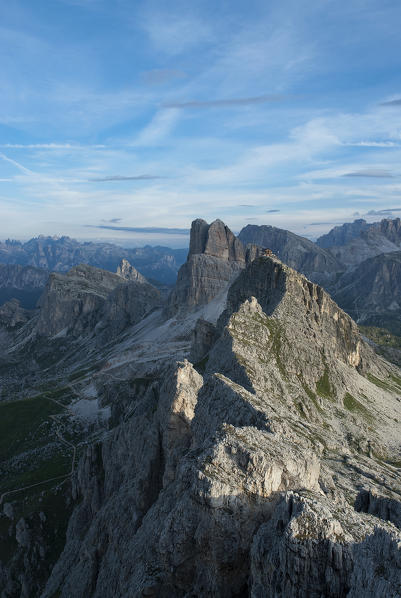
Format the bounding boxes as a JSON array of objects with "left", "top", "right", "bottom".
[
  {"left": 1, "top": 217, "right": 401, "bottom": 336},
  {"left": 238, "top": 224, "right": 343, "bottom": 285},
  {"left": 0, "top": 236, "right": 187, "bottom": 285},
  {"left": 320, "top": 218, "right": 401, "bottom": 267}
]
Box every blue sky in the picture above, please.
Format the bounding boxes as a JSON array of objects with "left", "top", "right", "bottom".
[{"left": 1, "top": 0, "right": 401, "bottom": 246}]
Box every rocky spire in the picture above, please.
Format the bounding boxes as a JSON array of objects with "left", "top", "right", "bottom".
[
  {"left": 189, "top": 218, "right": 246, "bottom": 262},
  {"left": 116, "top": 259, "right": 147, "bottom": 283},
  {"left": 167, "top": 218, "right": 246, "bottom": 316}
]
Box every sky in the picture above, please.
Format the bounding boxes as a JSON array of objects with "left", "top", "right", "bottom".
[{"left": 1, "top": 0, "right": 401, "bottom": 247}]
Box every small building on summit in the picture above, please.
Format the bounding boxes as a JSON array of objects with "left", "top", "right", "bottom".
[{"left": 262, "top": 248, "right": 273, "bottom": 257}]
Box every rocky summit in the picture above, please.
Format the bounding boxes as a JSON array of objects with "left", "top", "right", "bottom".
[
  {"left": 1, "top": 219, "right": 401, "bottom": 598},
  {"left": 167, "top": 219, "right": 247, "bottom": 315}
]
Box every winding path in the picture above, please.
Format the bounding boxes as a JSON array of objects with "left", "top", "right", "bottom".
[{"left": 0, "top": 396, "right": 78, "bottom": 506}]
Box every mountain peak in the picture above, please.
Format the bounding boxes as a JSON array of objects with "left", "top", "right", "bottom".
[
  {"left": 167, "top": 218, "right": 246, "bottom": 316},
  {"left": 116, "top": 259, "right": 146, "bottom": 283},
  {"left": 189, "top": 218, "right": 245, "bottom": 262}
]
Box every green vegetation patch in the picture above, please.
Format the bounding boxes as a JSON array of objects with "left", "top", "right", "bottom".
[
  {"left": 0, "top": 452, "right": 71, "bottom": 494},
  {"left": 229, "top": 310, "right": 287, "bottom": 381},
  {"left": 359, "top": 326, "right": 401, "bottom": 349},
  {"left": 316, "top": 365, "right": 335, "bottom": 401},
  {"left": 343, "top": 392, "right": 374, "bottom": 423},
  {"left": 390, "top": 373, "right": 401, "bottom": 390},
  {"left": 366, "top": 373, "right": 393, "bottom": 391},
  {"left": 251, "top": 313, "right": 286, "bottom": 378},
  {"left": 300, "top": 380, "right": 324, "bottom": 414},
  {"left": 0, "top": 396, "right": 63, "bottom": 461}
]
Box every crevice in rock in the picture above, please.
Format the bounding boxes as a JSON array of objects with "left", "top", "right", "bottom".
[{"left": 354, "top": 489, "right": 401, "bottom": 529}]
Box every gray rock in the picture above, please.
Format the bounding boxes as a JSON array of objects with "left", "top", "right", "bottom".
[
  {"left": 333, "top": 251, "right": 401, "bottom": 334},
  {"left": 238, "top": 223, "right": 343, "bottom": 285},
  {"left": 317, "top": 218, "right": 370, "bottom": 248},
  {"left": 35, "top": 264, "right": 123, "bottom": 337},
  {"left": 328, "top": 218, "right": 401, "bottom": 268},
  {"left": 116, "top": 259, "right": 147, "bottom": 283},
  {"left": 167, "top": 219, "right": 246, "bottom": 316},
  {"left": 0, "top": 299, "right": 32, "bottom": 328},
  {"left": 41, "top": 246, "right": 401, "bottom": 598}
]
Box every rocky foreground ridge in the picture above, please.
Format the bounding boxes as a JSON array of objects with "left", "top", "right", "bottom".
[{"left": 1, "top": 219, "right": 401, "bottom": 597}]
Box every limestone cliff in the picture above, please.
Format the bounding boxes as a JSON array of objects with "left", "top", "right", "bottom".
[
  {"left": 327, "top": 218, "right": 401, "bottom": 268},
  {"left": 167, "top": 219, "right": 246, "bottom": 316},
  {"left": 238, "top": 223, "right": 343, "bottom": 285},
  {"left": 40, "top": 250, "right": 401, "bottom": 598},
  {"left": 333, "top": 251, "right": 401, "bottom": 335},
  {"left": 35, "top": 263, "right": 160, "bottom": 339}
]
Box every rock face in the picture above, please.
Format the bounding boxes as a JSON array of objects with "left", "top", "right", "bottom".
[
  {"left": 0, "top": 263, "right": 48, "bottom": 290},
  {"left": 99, "top": 279, "right": 161, "bottom": 341},
  {"left": 167, "top": 219, "right": 246, "bottom": 315},
  {"left": 238, "top": 224, "right": 343, "bottom": 285},
  {"left": 0, "top": 263, "right": 49, "bottom": 309},
  {"left": 40, "top": 248, "right": 401, "bottom": 598},
  {"left": 35, "top": 264, "right": 124, "bottom": 337},
  {"left": 35, "top": 263, "right": 160, "bottom": 339},
  {"left": 327, "top": 218, "right": 401, "bottom": 268},
  {"left": 0, "top": 299, "right": 32, "bottom": 328},
  {"left": 317, "top": 218, "right": 370, "bottom": 248},
  {"left": 333, "top": 251, "right": 401, "bottom": 334},
  {"left": 189, "top": 218, "right": 246, "bottom": 262}
]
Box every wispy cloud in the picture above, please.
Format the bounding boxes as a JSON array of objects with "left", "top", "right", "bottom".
[
  {"left": 89, "top": 174, "right": 166, "bottom": 182},
  {"left": 164, "top": 94, "right": 288, "bottom": 109},
  {"left": 266, "top": 209, "right": 280, "bottom": 213},
  {"left": 342, "top": 169, "right": 395, "bottom": 178},
  {"left": 0, "top": 152, "right": 33, "bottom": 175},
  {"left": 0, "top": 143, "right": 105, "bottom": 149},
  {"left": 132, "top": 109, "right": 179, "bottom": 146},
  {"left": 380, "top": 98, "right": 401, "bottom": 107},
  {"left": 101, "top": 218, "right": 122, "bottom": 223},
  {"left": 85, "top": 224, "right": 190, "bottom": 235},
  {"left": 365, "top": 208, "right": 401, "bottom": 216},
  {"left": 345, "top": 141, "right": 400, "bottom": 148},
  {"left": 140, "top": 10, "right": 213, "bottom": 56}
]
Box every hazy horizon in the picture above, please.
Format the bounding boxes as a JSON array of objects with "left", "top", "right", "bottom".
[{"left": 1, "top": 211, "right": 399, "bottom": 249}]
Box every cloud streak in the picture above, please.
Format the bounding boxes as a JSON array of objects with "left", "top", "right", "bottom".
[
  {"left": 0, "top": 152, "right": 33, "bottom": 175},
  {"left": 164, "top": 94, "right": 288, "bottom": 109},
  {"left": 85, "top": 225, "right": 190, "bottom": 235},
  {"left": 380, "top": 98, "right": 401, "bottom": 107},
  {"left": 342, "top": 169, "right": 395, "bottom": 178},
  {"left": 366, "top": 208, "right": 401, "bottom": 216},
  {"left": 89, "top": 175, "right": 166, "bottom": 182},
  {"left": 0, "top": 143, "right": 105, "bottom": 149}
]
